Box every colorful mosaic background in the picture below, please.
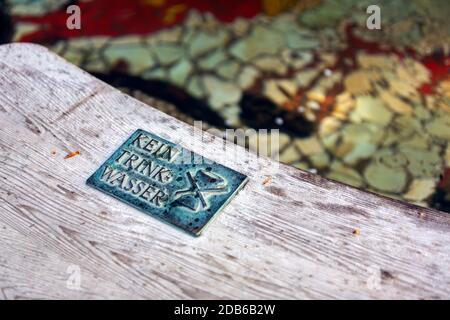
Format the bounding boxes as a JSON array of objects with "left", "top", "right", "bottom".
[{"left": 2, "top": 0, "right": 450, "bottom": 212}]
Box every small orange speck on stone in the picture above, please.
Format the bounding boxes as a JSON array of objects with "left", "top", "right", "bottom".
[
  {"left": 64, "top": 150, "right": 80, "bottom": 159},
  {"left": 51, "top": 150, "right": 57, "bottom": 155},
  {"left": 352, "top": 228, "right": 360, "bottom": 235},
  {"left": 262, "top": 176, "right": 272, "bottom": 185}
]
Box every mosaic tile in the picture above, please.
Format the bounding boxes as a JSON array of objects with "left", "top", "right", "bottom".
[
  {"left": 310, "top": 153, "right": 330, "bottom": 169},
  {"left": 198, "top": 49, "right": 228, "bottom": 70},
  {"left": 104, "top": 45, "right": 155, "bottom": 74},
  {"left": 152, "top": 44, "right": 185, "bottom": 66},
  {"left": 229, "top": 25, "right": 284, "bottom": 61},
  {"left": 425, "top": 113, "right": 450, "bottom": 141},
  {"left": 186, "top": 75, "right": 205, "bottom": 98},
  {"left": 400, "top": 146, "right": 442, "bottom": 179},
  {"left": 328, "top": 161, "right": 364, "bottom": 188},
  {"left": 281, "top": 49, "right": 313, "bottom": 69},
  {"left": 189, "top": 29, "right": 229, "bottom": 57},
  {"left": 351, "top": 96, "right": 393, "bottom": 126},
  {"left": 404, "top": 179, "right": 436, "bottom": 202},
  {"left": 364, "top": 162, "right": 407, "bottom": 193},
  {"left": 11, "top": 1, "right": 450, "bottom": 211},
  {"left": 168, "top": 59, "right": 193, "bottom": 86},
  {"left": 237, "top": 65, "right": 260, "bottom": 90},
  {"left": 263, "top": 80, "right": 295, "bottom": 105},
  {"left": 279, "top": 144, "right": 300, "bottom": 164},
  {"left": 217, "top": 60, "right": 240, "bottom": 80},
  {"left": 253, "top": 56, "right": 288, "bottom": 75},
  {"left": 203, "top": 75, "right": 242, "bottom": 110},
  {"left": 294, "top": 136, "right": 323, "bottom": 156}
]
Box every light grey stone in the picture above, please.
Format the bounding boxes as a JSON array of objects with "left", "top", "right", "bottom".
[
  {"left": 364, "top": 162, "right": 407, "bottom": 193},
  {"left": 237, "top": 66, "right": 260, "bottom": 90},
  {"left": 168, "top": 59, "right": 193, "bottom": 87},
  {"left": 198, "top": 50, "right": 228, "bottom": 70},
  {"left": 104, "top": 44, "right": 155, "bottom": 74},
  {"left": 189, "top": 30, "right": 229, "bottom": 57},
  {"left": 253, "top": 56, "right": 288, "bottom": 75},
  {"left": 186, "top": 76, "right": 205, "bottom": 98},
  {"left": 217, "top": 60, "right": 240, "bottom": 80},
  {"left": 203, "top": 76, "right": 242, "bottom": 110},
  {"left": 151, "top": 44, "right": 185, "bottom": 66},
  {"left": 230, "top": 25, "right": 284, "bottom": 61}
]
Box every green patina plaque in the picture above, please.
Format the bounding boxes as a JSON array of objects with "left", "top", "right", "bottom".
[{"left": 87, "top": 129, "right": 248, "bottom": 236}]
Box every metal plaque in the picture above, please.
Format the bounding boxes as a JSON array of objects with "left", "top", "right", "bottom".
[{"left": 87, "top": 129, "right": 248, "bottom": 236}]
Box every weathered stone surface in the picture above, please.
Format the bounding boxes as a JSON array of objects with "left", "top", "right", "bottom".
[
  {"left": 272, "top": 13, "right": 318, "bottom": 49},
  {"left": 13, "top": 23, "right": 40, "bottom": 42},
  {"left": 152, "top": 44, "right": 185, "bottom": 66},
  {"left": 295, "top": 69, "right": 320, "bottom": 87},
  {"left": 373, "top": 148, "right": 408, "bottom": 168},
  {"left": 398, "top": 134, "right": 430, "bottom": 150},
  {"left": 344, "top": 143, "right": 377, "bottom": 165},
  {"left": 230, "top": 18, "right": 250, "bottom": 36},
  {"left": 184, "top": 9, "right": 203, "bottom": 28},
  {"left": 168, "top": 59, "right": 193, "bottom": 86},
  {"left": 253, "top": 56, "right": 288, "bottom": 75},
  {"left": 399, "top": 145, "right": 442, "bottom": 178},
  {"left": 104, "top": 36, "right": 142, "bottom": 47},
  {"left": 353, "top": 123, "right": 387, "bottom": 146},
  {"left": 344, "top": 71, "right": 376, "bottom": 95},
  {"left": 379, "top": 90, "right": 414, "bottom": 114},
  {"left": 391, "top": 115, "right": 423, "bottom": 139},
  {"left": 351, "top": 96, "right": 393, "bottom": 126},
  {"left": 237, "top": 66, "right": 260, "bottom": 90},
  {"left": 142, "top": 67, "right": 167, "bottom": 80},
  {"left": 219, "top": 104, "right": 241, "bottom": 127},
  {"left": 292, "top": 161, "right": 309, "bottom": 170},
  {"left": 282, "top": 49, "right": 313, "bottom": 69},
  {"left": 286, "top": 32, "right": 319, "bottom": 50},
  {"left": 217, "top": 60, "right": 240, "bottom": 80},
  {"left": 294, "top": 136, "right": 323, "bottom": 156},
  {"left": 279, "top": 144, "right": 300, "bottom": 164},
  {"left": 332, "top": 93, "right": 355, "bottom": 119},
  {"left": 63, "top": 48, "right": 84, "bottom": 66},
  {"left": 189, "top": 30, "right": 229, "bottom": 57},
  {"left": 446, "top": 144, "right": 450, "bottom": 167},
  {"left": 151, "top": 26, "right": 182, "bottom": 43},
  {"left": 332, "top": 123, "right": 384, "bottom": 164},
  {"left": 104, "top": 44, "right": 155, "bottom": 73},
  {"left": 272, "top": 13, "right": 298, "bottom": 33},
  {"left": 186, "top": 75, "right": 205, "bottom": 98},
  {"left": 404, "top": 179, "right": 436, "bottom": 201},
  {"left": 84, "top": 57, "right": 107, "bottom": 73},
  {"left": 263, "top": 80, "right": 297, "bottom": 105},
  {"left": 198, "top": 50, "right": 227, "bottom": 70},
  {"left": 203, "top": 76, "right": 242, "bottom": 110},
  {"left": 319, "top": 116, "right": 342, "bottom": 137},
  {"left": 425, "top": 112, "right": 450, "bottom": 140},
  {"left": 414, "top": 104, "right": 431, "bottom": 120},
  {"left": 310, "top": 152, "right": 330, "bottom": 169},
  {"left": 230, "top": 25, "right": 284, "bottom": 61},
  {"left": 322, "top": 131, "right": 340, "bottom": 151},
  {"left": 364, "top": 162, "right": 407, "bottom": 193},
  {"left": 327, "top": 161, "right": 364, "bottom": 188}
]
